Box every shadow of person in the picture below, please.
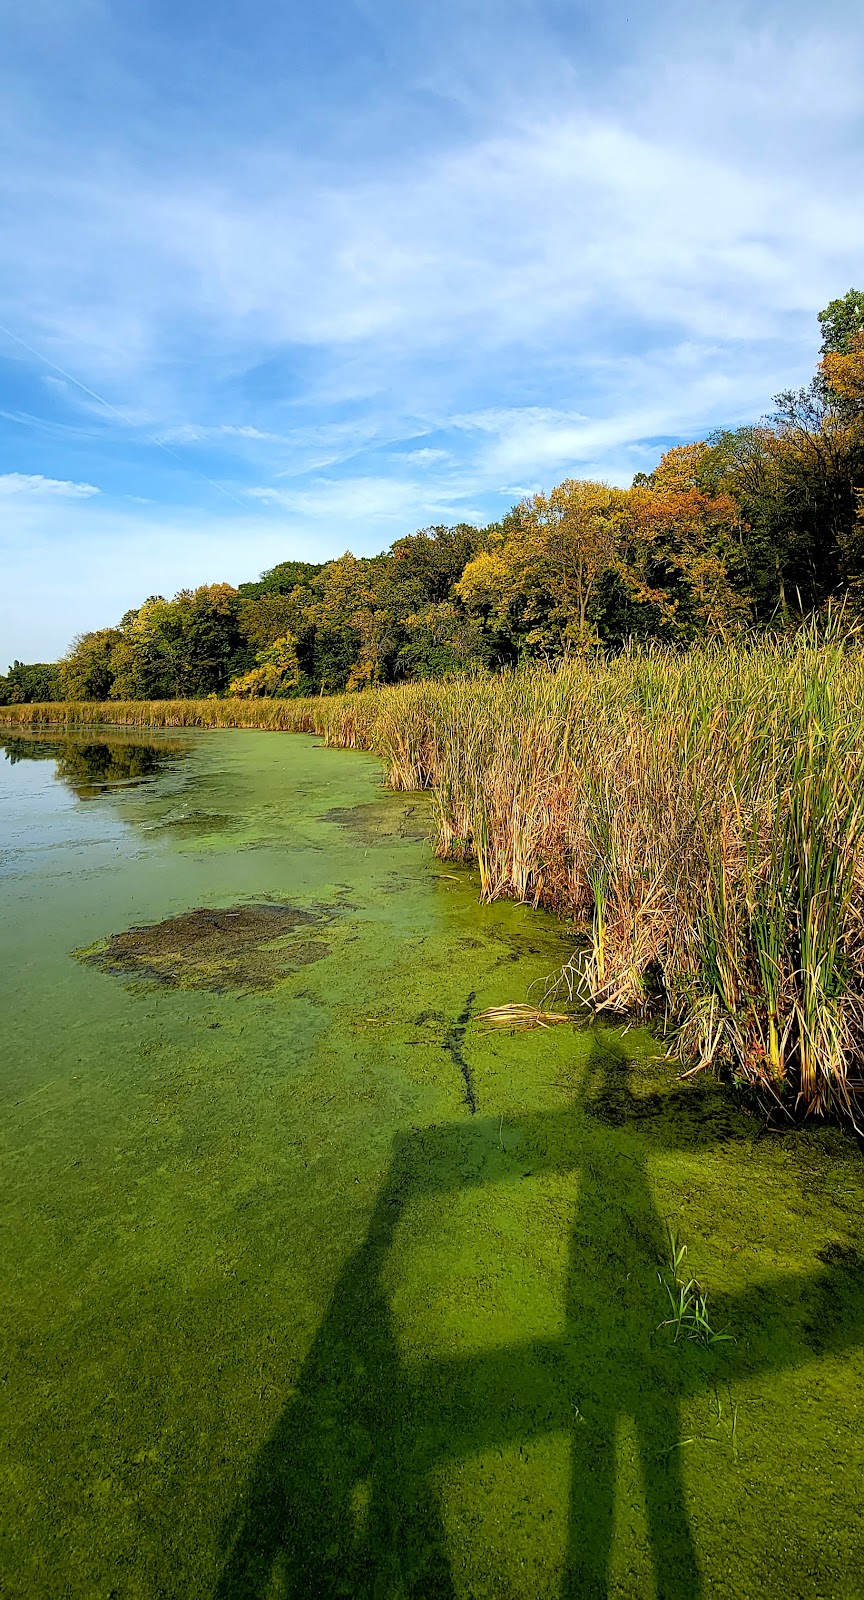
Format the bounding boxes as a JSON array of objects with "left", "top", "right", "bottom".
[
  {"left": 215, "top": 1166, "right": 457, "bottom": 1599},
  {"left": 216, "top": 1032, "right": 864, "bottom": 1599}
]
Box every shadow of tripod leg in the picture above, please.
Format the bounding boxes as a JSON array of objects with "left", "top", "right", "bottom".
[
  {"left": 561, "top": 1417, "right": 616, "bottom": 1600},
  {"left": 366, "top": 1454, "right": 457, "bottom": 1600},
  {"left": 215, "top": 1400, "right": 375, "bottom": 1599},
  {"left": 637, "top": 1395, "right": 702, "bottom": 1600},
  {"left": 216, "top": 1385, "right": 459, "bottom": 1598}
]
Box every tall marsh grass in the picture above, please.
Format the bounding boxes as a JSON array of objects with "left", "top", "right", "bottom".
[{"left": 6, "top": 628, "right": 864, "bottom": 1118}]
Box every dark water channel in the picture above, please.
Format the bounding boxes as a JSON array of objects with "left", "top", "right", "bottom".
[{"left": 1, "top": 728, "right": 863, "bottom": 1598}]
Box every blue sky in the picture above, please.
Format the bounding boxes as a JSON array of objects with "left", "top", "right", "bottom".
[{"left": 1, "top": 0, "right": 863, "bottom": 661}]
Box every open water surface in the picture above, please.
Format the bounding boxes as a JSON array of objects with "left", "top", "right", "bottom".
[{"left": 1, "top": 727, "right": 863, "bottom": 1598}]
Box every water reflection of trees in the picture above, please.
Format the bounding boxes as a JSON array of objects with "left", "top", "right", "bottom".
[{"left": 0, "top": 732, "right": 188, "bottom": 800}]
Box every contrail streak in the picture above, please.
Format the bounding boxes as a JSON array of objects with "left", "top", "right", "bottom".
[{"left": 0, "top": 320, "right": 254, "bottom": 510}]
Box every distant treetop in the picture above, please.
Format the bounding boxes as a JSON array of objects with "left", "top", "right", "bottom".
[
  {"left": 818, "top": 289, "right": 864, "bottom": 355},
  {"left": 238, "top": 559, "right": 325, "bottom": 598}
]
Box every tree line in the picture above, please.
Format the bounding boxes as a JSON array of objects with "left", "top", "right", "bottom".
[{"left": 3, "top": 290, "right": 863, "bottom": 705}]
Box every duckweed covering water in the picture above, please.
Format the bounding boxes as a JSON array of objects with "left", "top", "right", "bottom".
[{"left": 1, "top": 727, "right": 863, "bottom": 1599}]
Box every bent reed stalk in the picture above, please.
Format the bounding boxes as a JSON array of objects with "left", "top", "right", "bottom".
[{"left": 6, "top": 626, "right": 864, "bottom": 1120}]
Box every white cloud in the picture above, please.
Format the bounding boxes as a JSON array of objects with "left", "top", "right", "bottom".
[
  {"left": 247, "top": 473, "right": 481, "bottom": 525},
  {"left": 155, "top": 422, "right": 287, "bottom": 444},
  {"left": 397, "top": 447, "right": 451, "bottom": 465},
  {"left": 453, "top": 396, "right": 738, "bottom": 483},
  {"left": 3, "top": 28, "right": 863, "bottom": 400},
  {"left": 0, "top": 471, "right": 99, "bottom": 498}
]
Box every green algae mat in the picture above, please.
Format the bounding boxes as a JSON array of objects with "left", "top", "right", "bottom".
[{"left": 1, "top": 728, "right": 863, "bottom": 1600}]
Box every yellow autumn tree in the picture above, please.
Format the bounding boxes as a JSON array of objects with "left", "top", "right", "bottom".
[
  {"left": 229, "top": 634, "right": 301, "bottom": 697},
  {"left": 820, "top": 332, "right": 864, "bottom": 406},
  {"left": 458, "top": 481, "right": 624, "bottom": 655}
]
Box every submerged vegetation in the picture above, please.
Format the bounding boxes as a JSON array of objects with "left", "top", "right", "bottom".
[
  {"left": 659, "top": 1228, "right": 733, "bottom": 1348},
  {"left": 77, "top": 902, "right": 332, "bottom": 992},
  {"left": 6, "top": 626, "right": 864, "bottom": 1122}
]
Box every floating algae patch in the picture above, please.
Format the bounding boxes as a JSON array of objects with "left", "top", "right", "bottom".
[
  {"left": 76, "top": 902, "right": 331, "bottom": 991},
  {"left": 148, "top": 808, "right": 239, "bottom": 836},
  {"left": 323, "top": 798, "right": 430, "bottom": 845}
]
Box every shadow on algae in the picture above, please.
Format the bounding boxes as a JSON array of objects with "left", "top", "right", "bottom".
[{"left": 215, "top": 1036, "right": 864, "bottom": 1600}]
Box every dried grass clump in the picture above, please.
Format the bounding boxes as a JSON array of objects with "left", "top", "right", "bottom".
[{"left": 477, "top": 1003, "right": 572, "bottom": 1033}]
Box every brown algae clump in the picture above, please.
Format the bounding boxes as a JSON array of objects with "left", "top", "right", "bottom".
[
  {"left": 322, "top": 799, "right": 429, "bottom": 846},
  {"left": 77, "top": 902, "right": 331, "bottom": 992}
]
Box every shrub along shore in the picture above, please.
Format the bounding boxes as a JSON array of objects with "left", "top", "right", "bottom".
[{"left": 5, "top": 630, "right": 864, "bottom": 1123}]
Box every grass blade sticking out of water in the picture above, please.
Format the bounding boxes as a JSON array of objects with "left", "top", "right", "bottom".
[{"left": 658, "top": 1226, "right": 734, "bottom": 1348}]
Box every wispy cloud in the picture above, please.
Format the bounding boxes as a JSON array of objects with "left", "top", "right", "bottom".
[
  {"left": 246, "top": 473, "right": 484, "bottom": 525},
  {"left": 397, "top": 448, "right": 451, "bottom": 466},
  {"left": 155, "top": 422, "right": 288, "bottom": 444},
  {"left": 0, "top": 471, "right": 99, "bottom": 498}
]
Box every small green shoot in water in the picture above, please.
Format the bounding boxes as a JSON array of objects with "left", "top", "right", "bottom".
[
  {"left": 658, "top": 1226, "right": 734, "bottom": 1348},
  {"left": 655, "top": 1389, "right": 740, "bottom": 1464},
  {"left": 710, "top": 1387, "right": 740, "bottom": 1463}
]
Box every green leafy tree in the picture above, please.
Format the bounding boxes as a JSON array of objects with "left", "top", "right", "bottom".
[
  {"left": 818, "top": 289, "right": 864, "bottom": 355},
  {"left": 458, "top": 483, "right": 625, "bottom": 658},
  {"left": 238, "top": 560, "right": 324, "bottom": 598},
  {"left": 0, "top": 661, "right": 62, "bottom": 704},
  {"left": 238, "top": 593, "right": 304, "bottom": 652},
  {"left": 109, "top": 585, "right": 245, "bottom": 698},
  {"left": 308, "top": 553, "right": 387, "bottom": 692},
  {"left": 618, "top": 464, "right": 749, "bottom": 644},
  {"left": 713, "top": 386, "right": 864, "bottom": 619},
  {"left": 60, "top": 629, "right": 123, "bottom": 699}
]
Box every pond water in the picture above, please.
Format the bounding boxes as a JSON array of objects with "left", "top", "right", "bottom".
[{"left": 1, "top": 727, "right": 863, "bottom": 1599}]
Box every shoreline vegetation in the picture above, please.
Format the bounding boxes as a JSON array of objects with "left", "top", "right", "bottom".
[{"left": 5, "top": 626, "right": 864, "bottom": 1124}]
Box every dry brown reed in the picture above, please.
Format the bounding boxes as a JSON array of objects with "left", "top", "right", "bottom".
[
  {"left": 477, "top": 1004, "right": 572, "bottom": 1032},
  {"left": 6, "top": 626, "right": 864, "bottom": 1118}
]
